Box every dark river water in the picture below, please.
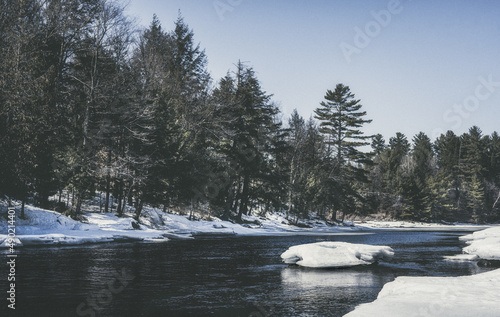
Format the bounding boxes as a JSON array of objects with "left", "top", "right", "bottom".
[{"left": 1, "top": 230, "right": 494, "bottom": 317}]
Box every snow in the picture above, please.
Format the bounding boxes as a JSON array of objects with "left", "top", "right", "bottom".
[
  {"left": 280, "top": 241, "right": 394, "bottom": 268},
  {"left": 344, "top": 268, "right": 500, "bottom": 317},
  {"left": 459, "top": 226, "right": 500, "bottom": 260},
  {"left": 356, "top": 220, "right": 490, "bottom": 231},
  {"left": 0, "top": 204, "right": 167, "bottom": 247},
  {"left": 443, "top": 253, "right": 480, "bottom": 262},
  {"left": 1, "top": 197, "right": 497, "bottom": 249},
  {"left": 0, "top": 202, "right": 366, "bottom": 247}
]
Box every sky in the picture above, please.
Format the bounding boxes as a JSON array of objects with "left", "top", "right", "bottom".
[{"left": 125, "top": 0, "right": 500, "bottom": 144}]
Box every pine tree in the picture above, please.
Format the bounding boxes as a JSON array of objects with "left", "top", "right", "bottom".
[
  {"left": 211, "top": 62, "right": 281, "bottom": 222},
  {"left": 285, "top": 110, "right": 311, "bottom": 221},
  {"left": 459, "top": 126, "right": 489, "bottom": 221},
  {"left": 433, "top": 130, "right": 461, "bottom": 219},
  {"left": 486, "top": 132, "right": 500, "bottom": 219},
  {"left": 401, "top": 132, "right": 434, "bottom": 220},
  {"left": 371, "top": 134, "right": 386, "bottom": 156},
  {"left": 313, "top": 84, "right": 372, "bottom": 220}
]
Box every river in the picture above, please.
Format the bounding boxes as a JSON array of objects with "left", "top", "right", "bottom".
[{"left": 1, "top": 230, "right": 493, "bottom": 316}]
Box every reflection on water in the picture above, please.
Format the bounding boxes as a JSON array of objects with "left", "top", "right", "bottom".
[
  {"left": 0, "top": 231, "right": 495, "bottom": 317},
  {"left": 281, "top": 266, "right": 387, "bottom": 289}
]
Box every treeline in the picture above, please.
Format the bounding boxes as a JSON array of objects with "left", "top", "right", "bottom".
[{"left": 1, "top": 0, "right": 499, "bottom": 223}]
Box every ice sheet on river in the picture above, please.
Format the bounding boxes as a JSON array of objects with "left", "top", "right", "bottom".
[
  {"left": 281, "top": 241, "right": 394, "bottom": 268},
  {"left": 344, "top": 268, "right": 500, "bottom": 317}
]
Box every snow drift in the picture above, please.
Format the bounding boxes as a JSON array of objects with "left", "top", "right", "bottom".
[
  {"left": 281, "top": 241, "right": 394, "bottom": 268},
  {"left": 344, "top": 268, "right": 500, "bottom": 317},
  {"left": 459, "top": 226, "right": 500, "bottom": 260}
]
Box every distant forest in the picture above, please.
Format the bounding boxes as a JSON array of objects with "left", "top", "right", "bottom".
[{"left": 1, "top": 0, "right": 499, "bottom": 223}]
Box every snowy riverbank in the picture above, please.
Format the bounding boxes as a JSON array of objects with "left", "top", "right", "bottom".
[
  {"left": 345, "top": 225, "right": 500, "bottom": 316},
  {"left": 3, "top": 201, "right": 500, "bottom": 316},
  {"left": 0, "top": 202, "right": 366, "bottom": 247},
  {"left": 344, "top": 268, "right": 500, "bottom": 317},
  {"left": 0, "top": 200, "right": 496, "bottom": 248}
]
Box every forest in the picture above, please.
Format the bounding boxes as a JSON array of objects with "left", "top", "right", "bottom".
[{"left": 1, "top": 0, "right": 499, "bottom": 224}]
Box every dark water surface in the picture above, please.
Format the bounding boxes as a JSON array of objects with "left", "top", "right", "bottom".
[{"left": 1, "top": 230, "right": 494, "bottom": 317}]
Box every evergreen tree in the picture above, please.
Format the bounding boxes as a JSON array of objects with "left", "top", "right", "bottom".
[
  {"left": 459, "top": 127, "right": 489, "bottom": 221},
  {"left": 401, "top": 132, "right": 434, "bottom": 220},
  {"left": 433, "top": 131, "right": 462, "bottom": 219},
  {"left": 486, "top": 132, "right": 500, "bottom": 219},
  {"left": 371, "top": 134, "right": 386, "bottom": 156},
  {"left": 284, "top": 110, "right": 316, "bottom": 221},
  {"left": 313, "top": 84, "right": 372, "bottom": 220},
  {"left": 211, "top": 62, "right": 281, "bottom": 222}
]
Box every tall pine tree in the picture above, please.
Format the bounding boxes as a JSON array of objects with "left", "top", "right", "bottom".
[{"left": 313, "top": 84, "right": 372, "bottom": 220}]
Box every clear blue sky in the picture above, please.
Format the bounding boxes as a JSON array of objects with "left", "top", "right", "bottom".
[{"left": 125, "top": 0, "right": 500, "bottom": 143}]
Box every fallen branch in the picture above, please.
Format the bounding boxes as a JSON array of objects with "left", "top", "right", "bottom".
[{"left": 493, "top": 190, "right": 500, "bottom": 210}]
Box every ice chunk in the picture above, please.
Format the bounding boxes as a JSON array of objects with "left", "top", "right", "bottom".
[
  {"left": 281, "top": 241, "right": 394, "bottom": 268},
  {"left": 443, "top": 254, "right": 480, "bottom": 261}
]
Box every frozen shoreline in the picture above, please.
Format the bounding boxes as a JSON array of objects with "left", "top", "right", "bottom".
[
  {"left": 0, "top": 202, "right": 496, "bottom": 248},
  {"left": 0, "top": 203, "right": 364, "bottom": 247},
  {"left": 344, "top": 268, "right": 500, "bottom": 317},
  {"left": 344, "top": 225, "right": 500, "bottom": 316},
  {"left": 3, "top": 202, "right": 500, "bottom": 317}
]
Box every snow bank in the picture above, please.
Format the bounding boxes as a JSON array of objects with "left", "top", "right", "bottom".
[
  {"left": 356, "top": 220, "right": 489, "bottom": 231},
  {"left": 281, "top": 241, "right": 394, "bottom": 268},
  {"left": 0, "top": 202, "right": 367, "bottom": 247},
  {"left": 138, "top": 207, "right": 364, "bottom": 237},
  {"left": 0, "top": 205, "right": 167, "bottom": 247},
  {"left": 0, "top": 205, "right": 95, "bottom": 235},
  {"left": 459, "top": 226, "right": 500, "bottom": 260},
  {"left": 344, "top": 268, "right": 500, "bottom": 317}
]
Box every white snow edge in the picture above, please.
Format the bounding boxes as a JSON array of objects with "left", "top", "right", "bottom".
[{"left": 344, "top": 268, "right": 500, "bottom": 317}]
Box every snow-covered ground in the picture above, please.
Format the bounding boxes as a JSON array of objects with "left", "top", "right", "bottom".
[
  {"left": 0, "top": 205, "right": 167, "bottom": 247},
  {"left": 344, "top": 268, "right": 500, "bottom": 317},
  {"left": 0, "top": 201, "right": 366, "bottom": 247},
  {"left": 3, "top": 199, "right": 500, "bottom": 316},
  {"left": 281, "top": 241, "right": 394, "bottom": 268},
  {"left": 0, "top": 198, "right": 497, "bottom": 250},
  {"left": 459, "top": 226, "right": 500, "bottom": 260},
  {"left": 346, "top": 225, "right": 500, "bottom": 316},
  {"left": 355, "top": 220, "right": 491, "bottom": 231}
]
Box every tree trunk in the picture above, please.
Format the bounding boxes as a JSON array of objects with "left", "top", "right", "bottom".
[
  {"left": 287, "top": 158, "right": 295, "bottom": 220},
  {"left": 134, "top": 199, "right": 143, "bottom": 221},
  {"left": 73, "top": 193, "right": 82, "bottom": 219},
  {"left": 189, "top": 199, "right": 194, "bottom": 221},
  {"left": 20, "top": 200, "right": 25, "bottom": 219},
  {"left": 121, "top": 181, "right": 133, "bottom": 216},
  {"left": 237, "top": 173, "right": 250, "bottom": 222},
  {"left": 224, "top": 179, "right": 234, "bottom": 220},
  {"left": 117, "top": 182, "right": 123, "bottom": 217},
  {"left": 104, "top": 149, "right": 111, "bottom": 213}
]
